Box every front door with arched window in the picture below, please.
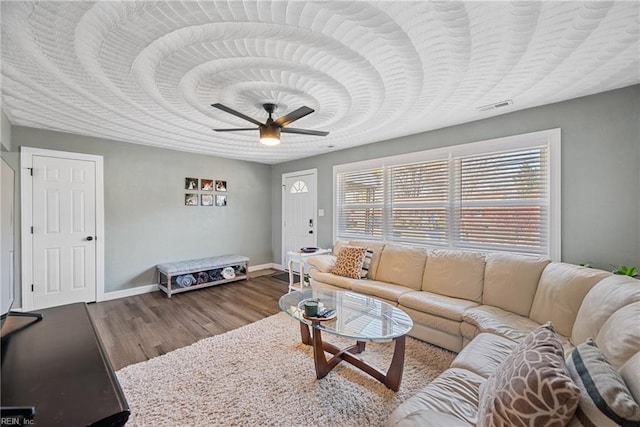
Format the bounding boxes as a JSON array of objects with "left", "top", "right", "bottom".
[{"left": 282, "top": 169, "right": 317, "bottom": 272}]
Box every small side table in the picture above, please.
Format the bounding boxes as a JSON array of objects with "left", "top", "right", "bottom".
[{"left": 287, "top": 248, "right": 332, "bottom": 293}]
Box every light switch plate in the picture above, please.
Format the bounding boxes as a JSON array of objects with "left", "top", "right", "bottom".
[{"left": 318, "top": 209, "right": 325, "bottom": 217}]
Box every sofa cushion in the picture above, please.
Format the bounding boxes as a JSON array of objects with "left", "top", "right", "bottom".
[
  {"left": 349, "top": 241, "right": 385, "bottom": 279},
  {"left": 402, "top": 307, "right": 462, "bottom": 336},
  {"left": 307, "top": 254, "right": 336, "bottom": 274},
  {"left": 462, "top": 305, "right": 575, "bottom": 355},
  {"left": 333, "top": 240, "right": 349, "bottom": 255},
  {"left": 462, "top": 305, "right": 539, "bottom": 342},
  {"left": 572, "top": 274, "right": 640, "bottom": 345},
  {"left": 350, "top": 279, "right": 414, "bottom": 303},
  {"left": 451, "top": 333, "right": 518, "bottom": 379},
  {"left": 374, "top": 245, "right": 428, "bottom": 290},
  {"left": 392, "top": 409, "right": 472, "bottom": 427},
  {"left": 566, "top": 340, "right": 640, "bottom": 427},
  {"left": 399, "top": 291, "right": 479, "bottom": 322},
  {"left": 360, "top": 248, "right": 374, "bottom": 278},
  {"left": 529, "top": 263, "right": 610, "bottom": 337},
  {"left": 620, "top": 353, "right": 640, "bottom": 404},
  {"left": 388, "top": 368, "right": 484, "bottom": 426},
  {"left": 422, "top": 250, "right": 485, "bottom": 302},
  {"left": 460, "top": 321, "right": 480, "bottom": 342},
  {"left": 332, "top": 246, "right": 367, "bottom": 279},
  {"left": 309, "top": 280, "right": 342, "bottom": 292},
  {"left": 482, "top": 252, "right": 549, "bottom": 317},
  {"left": 309, "top": 271, "right": 358, "bottom": 290},
  {"left": 477, "top": 323, "right": 581, "bottom": 427},
  {"left": 595, "top": 302, "right": 640, "bottom": 370}
]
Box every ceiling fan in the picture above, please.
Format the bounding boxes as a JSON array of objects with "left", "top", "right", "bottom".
[{"left": 211, "top": 103, "right": 329, "bottom": 146}]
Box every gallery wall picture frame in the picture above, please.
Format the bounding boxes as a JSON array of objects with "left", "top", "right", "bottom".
[
  {"left": 201, "top": 194, "right": 214, "bottom": 206},
  {"left": 215, "top": 180, "right": 227, "bottom": 192},
  {"left": 201, "top": 179, "right": 214, "bottom": 191},
  {"left": 215, "top": 194, "right": 227, "bottom": 206},
  {"left": 185, "top": 177, "right": 198, "bottom": 190},
  {"left": 185, "top": 193, "right": 199, "bottom": 206}
]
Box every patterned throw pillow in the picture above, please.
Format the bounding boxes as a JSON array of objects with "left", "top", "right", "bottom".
[
  {"left": 331, "top": 246, "right": 367, "bottom": 279},
  {"left": 360, "top": 248, "right": 374, "bottom": 279},
  {"left": 566, "top": 339, "right": 640, "bottom": 427},
  {"left": 477, "top": 322, "right": 581, "bottom": 427}
]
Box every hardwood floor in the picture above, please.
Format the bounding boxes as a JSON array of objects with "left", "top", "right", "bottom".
[{"left": 88, "top": 270, "right": 289, "bottom": 370}]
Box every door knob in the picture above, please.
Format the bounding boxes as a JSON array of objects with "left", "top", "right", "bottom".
[{"left": 86, "top": 236, "right": 94, "bottom": 241}]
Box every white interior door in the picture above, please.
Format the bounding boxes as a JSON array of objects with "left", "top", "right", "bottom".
[
  {"left": 282, "top": 170, "right": 317, "bottom": 272},
  {"left": 30, "top": 155, "right": 97, "bottom": 309}
]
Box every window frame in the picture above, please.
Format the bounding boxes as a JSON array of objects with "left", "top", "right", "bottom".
[{"left": 333, "top": 128, "right": 561, "bottom": 260}]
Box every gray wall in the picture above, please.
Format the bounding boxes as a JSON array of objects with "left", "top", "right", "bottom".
[
  {"left": 271, "top": 85, "right": 640, "bottom": 271},
  {"left": 12, "top": 127, "right": 273, "bottom": 293},
  {"left": 6, "top": 84, "right": 640, "bottom": 301},
  {"left": 1, "top": 110, "right": 11, "bottom": 151},
  {"left": 0, "top": 111, "right": 20, "bottom": 307}
]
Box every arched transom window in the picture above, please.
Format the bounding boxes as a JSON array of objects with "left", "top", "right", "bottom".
[{"left": 290, "top": 180, "right": 308, "bottom": 193}]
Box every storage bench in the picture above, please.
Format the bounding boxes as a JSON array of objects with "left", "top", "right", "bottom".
[{"left": 156, "top": 255, "right": 249, "bottom": 298}]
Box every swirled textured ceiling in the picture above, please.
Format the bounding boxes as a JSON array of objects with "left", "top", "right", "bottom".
[{"left": 1, "top": 1, "right": 639, "bottom": 164}]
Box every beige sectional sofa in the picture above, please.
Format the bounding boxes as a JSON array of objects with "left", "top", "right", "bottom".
[{"left": 307, "top": 241, "right": 640, "bottom": 426}]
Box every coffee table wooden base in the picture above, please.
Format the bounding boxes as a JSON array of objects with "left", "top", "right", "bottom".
[{"left": 299, "top": 322, "right": 406, "bottom": 391}]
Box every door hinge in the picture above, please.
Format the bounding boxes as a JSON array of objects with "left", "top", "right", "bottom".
[
  {"left": 31, "top": 284, "right": 34, "bottom": 292},
  {"left": 30, "top": 226, "right": 34, "bottom": 234}
]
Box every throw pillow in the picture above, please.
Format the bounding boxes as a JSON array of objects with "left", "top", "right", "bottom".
[
  {"left": 566, "top": 339, "right": 640, "bottom": 427},
  {"left": 331, "top": 246, "right": 367, "bottom": 279},
  {"left": 360, "top": 248, "right": 374, "bottom": 279},
  {"left": 477, "top": 322, "right": 581, "bottom": 427}
]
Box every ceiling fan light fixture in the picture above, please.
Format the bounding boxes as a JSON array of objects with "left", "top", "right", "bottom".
[
  {"left": 211, "top": 103, "right": 328, "bottom": 145},
  {"left": 259, "top": 125, "right": 281, "bottom": 146}
]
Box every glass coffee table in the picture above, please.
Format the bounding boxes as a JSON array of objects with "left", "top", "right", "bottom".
[{"left": 279, "top": 289, "right": 413, "bottom": 391}]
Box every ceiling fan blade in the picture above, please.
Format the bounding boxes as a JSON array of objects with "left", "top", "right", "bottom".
[
  {"left": 274, "top": 106, "right": 314, "bottom": 127},
  {"left": 212, "top": 128, "right": 258, "bottom": 132},
  {"left": 211, "top": 103, "right": 263, "bottom": 126},
  {"left": 281, "top": 127, "right": 329, "bottom": 136}
]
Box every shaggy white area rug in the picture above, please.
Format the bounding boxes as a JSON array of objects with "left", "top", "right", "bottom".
[{"left": 117, "top": 312, "right": 455, "bottom": 426}]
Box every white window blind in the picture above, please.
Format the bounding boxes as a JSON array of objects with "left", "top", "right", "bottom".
[
  {"left": 334, "top": 129, "right": 560, "bottom": 259},
  {"left": 335, "top": 168, "right": 384, "bottom": 239},
  {"left": 387, "top": 161, "right": 449, "bottom": 245},
  {"left": 454, "top": 147, "right": 549, "bottom": 255}
]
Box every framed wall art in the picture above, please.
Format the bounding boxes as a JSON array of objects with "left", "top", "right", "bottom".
[
  {"left": 185, "top": 193, "right": 198, "bottom": 206},
  {"left": 215, "top": 195, "right": 227, "bottom": 206},
  {"left": 215, "top": 180, "right": 227, "bottom": 192},
  {"left": 185, "top": 177, "right": 198, "bottom": 190},
  {"left": 201, "top": 179, "right": 214, "bottom": 191},
  {"left": 201, "top": 194, "right": 214, "bottom": 206}
]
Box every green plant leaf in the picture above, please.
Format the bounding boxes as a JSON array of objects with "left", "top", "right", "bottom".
[{"left": 611, "top": 264, "right": 639, "bottom": 277}]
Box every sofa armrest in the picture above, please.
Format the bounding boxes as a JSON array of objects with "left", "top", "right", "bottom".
[{"left": 307, "top": 254, "right": 336, "bottom": 274}]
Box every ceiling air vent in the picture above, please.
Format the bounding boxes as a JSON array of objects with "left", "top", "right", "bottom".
[{"left": 477, "top": 100, "right": 513, "bottom": 112}]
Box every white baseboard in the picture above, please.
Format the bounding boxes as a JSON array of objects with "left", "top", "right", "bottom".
[
  {"left": 97, "top": 264, "right": 281, "bottom": 302},
  {"left": 249, "top": 263, "right": 281, "bottom": 272},
  {"left": 100, "top": 284, "right": 159, "bottom": 302}
]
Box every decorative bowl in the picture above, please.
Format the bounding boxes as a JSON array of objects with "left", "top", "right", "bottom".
[{"left": 300, "top": 247, "right": 319, "bottom": 253}]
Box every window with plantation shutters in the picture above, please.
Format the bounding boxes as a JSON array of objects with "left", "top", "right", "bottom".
[{"left": 334, "top": 129, "right": 561, "bottom": 260}]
